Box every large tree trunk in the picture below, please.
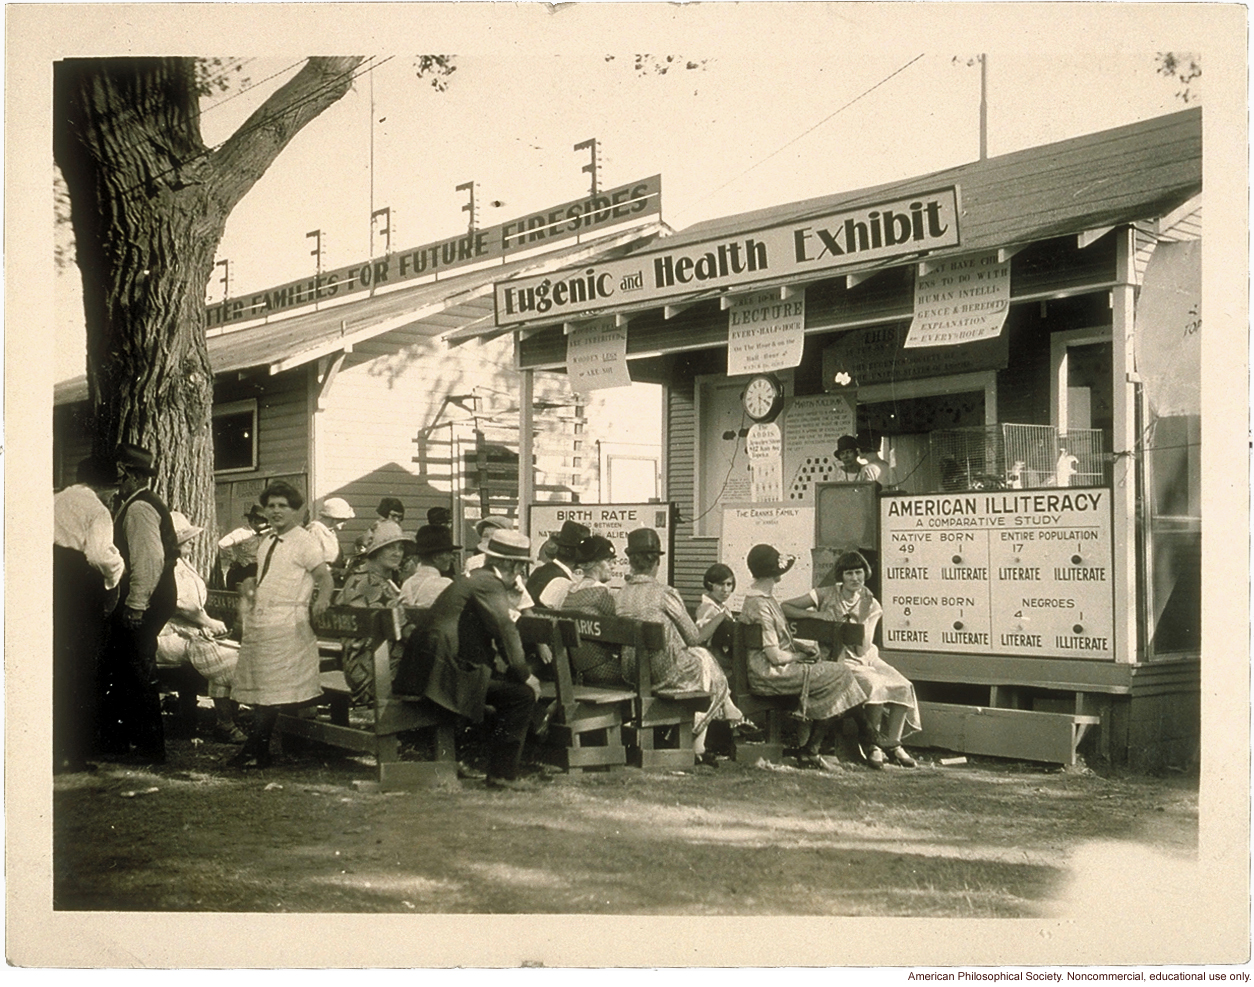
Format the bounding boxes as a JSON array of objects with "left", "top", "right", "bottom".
[{"left": 54, "top": 56, "right": 363, "bottom": 572}]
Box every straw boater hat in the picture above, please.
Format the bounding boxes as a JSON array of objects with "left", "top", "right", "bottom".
[
  {"left": 477, "top": 529, "right": 533, "bottom": 561},
  {"left": 361, "top": 520, "right": 412, "bottom": 555},
  {"left": 747, "top": 543, "right": 796, "bottom": 579},
  {"left": 169, "top": 511, "right": 204, "bottom": 546},
  {"left": 320, "top": 497, "right": 355, "bottom": 520}
]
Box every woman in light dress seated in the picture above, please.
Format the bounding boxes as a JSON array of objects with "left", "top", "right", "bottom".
[
  {"left": 736, "top": 543, "right": 870, "bottom": 770},
  {"left": 615, "top": 528, "right": 745, "bottom": 766},
  {"left": 781, "top": 550, "right": 920, "bottom": 769},
  {"left": 156, "top": 511, "right": 245, "bottom": 742}
]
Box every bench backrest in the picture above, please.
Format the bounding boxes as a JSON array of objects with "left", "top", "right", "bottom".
[
  {"left": 205, "top": 588, "right": 390, "bottom": 641},
  {"left": 528, "top": 608, "right": 669, "bottom": 701},
  {"left": 729, "top": 616, "right": 845, "bottom": 700}
]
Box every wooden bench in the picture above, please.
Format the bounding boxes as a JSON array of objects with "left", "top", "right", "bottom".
[
  {"left": 537, "top": 610, "right": 710, "bottom": 770},
  {"left": 730, "top": 616, "right": 856, "bottom": 763},
  {"left": 204, "top": 590, "right": 457, "bottom": 790},
  {"left": 516, "top": 613, "right": 636, "bottom": 772}
]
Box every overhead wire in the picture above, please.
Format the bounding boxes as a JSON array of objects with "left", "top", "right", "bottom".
[
  {"left": 670, "top": 52, "right": 927, "bottom": 227},
  {"left": 108, "top": 55, "right": 392, "bottom": 202}
]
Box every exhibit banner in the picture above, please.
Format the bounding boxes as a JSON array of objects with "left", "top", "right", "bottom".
[
  {"left": 720, "top": 504, "right": 814, "bottom": 612},
  {"left": 879, "top": 490, "right": 1114, "bottom": 659},
  {"left": 496, "top": 187, "right": 961, "bottom": 326}
]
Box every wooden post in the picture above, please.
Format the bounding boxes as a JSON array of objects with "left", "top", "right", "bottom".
[
  {"left": 518, "top": 368, "right": 536, "bottom": 522},
  {"left": 1110, "top": 227, "right": 1140, "bottom": 663}
]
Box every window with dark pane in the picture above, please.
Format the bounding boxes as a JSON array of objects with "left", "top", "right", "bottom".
[{"left": 213, "top": 401, "right": 257, "bottom": 472}]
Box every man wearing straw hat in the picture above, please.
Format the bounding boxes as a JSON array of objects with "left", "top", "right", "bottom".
[
  {"left": 307, "top": 496, "right": 355, "bottom": 566},
  {"left": 392, "top": 528, "right": 543, "bottom": 790},
  {"left": 98, "top": 443, "right": 179, "bottom": 764}
]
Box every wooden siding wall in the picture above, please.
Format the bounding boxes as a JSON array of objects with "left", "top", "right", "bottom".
[
  {"left": 666, "top": 352, "right": 721, "bottom": 606},
  {"left": 215, "top": 368, "right": 310, "bottom": 480}
]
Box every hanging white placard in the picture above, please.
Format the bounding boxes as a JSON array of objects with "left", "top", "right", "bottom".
[
  {"left": 904, "top": 252, "right": 1010, "bottom": 348},
  {"left": 567, "top": 317, "right": 631, "bottom": 390},
  {"left": 727, "top": 289, "right": 806, "bottom": 375}
]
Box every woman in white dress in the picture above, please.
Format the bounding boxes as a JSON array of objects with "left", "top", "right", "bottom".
[{"left": 782, "top": 550, "right": 920, "bottom": 768}]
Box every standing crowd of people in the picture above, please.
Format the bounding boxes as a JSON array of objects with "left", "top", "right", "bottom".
[{"left": 54, "top": 446, "right": 919, "bottom": 782}]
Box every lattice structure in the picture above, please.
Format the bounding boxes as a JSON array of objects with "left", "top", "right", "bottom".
[{"left": 929, "top": 424, "right": 1104, "bottom": 491}]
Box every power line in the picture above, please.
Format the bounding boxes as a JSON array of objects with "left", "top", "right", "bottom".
[
  {"left": 199, "top": 58, "right": 303, "bottom": 117},
  {"left": 110, "top": 56, "right": 390, "bottom": 202},
  {"left": 671, "top": 52, "right": 926, "bottom": 226}
]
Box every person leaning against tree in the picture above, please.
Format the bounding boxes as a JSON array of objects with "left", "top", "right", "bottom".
[
  {"left": 228, "top": 480, "right": 335, "bottom": 769},
  {"left": 99, "top": 443, "right": 179, "bottom": 765}
]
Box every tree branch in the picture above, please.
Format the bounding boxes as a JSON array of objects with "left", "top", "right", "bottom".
[{"left": 209, "top": 56, "right": 365, "bottom": 213}]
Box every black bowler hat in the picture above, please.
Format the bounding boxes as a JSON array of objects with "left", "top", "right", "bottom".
[
  {"left": 554, "top": 519, "right": 591, "bottom": 549},
  {"left": 625, "top": 528, "right": 664, "bottom": 557},
  {"left": 413, "top": 524, "right": 460, "bottom": 556},
  {"left": 115, "top": 442, "right": 157, "bottom": 476}
]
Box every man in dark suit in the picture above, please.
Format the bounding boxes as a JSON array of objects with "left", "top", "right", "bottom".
[
  {"left": 525, "top": 519, "right": 590, "bottom": 610},
  {"left": 99, "top": 443, "right": 179, "bottom": 764},
  {"left": 392, "top": 529, "right": 542, "bottom": 790}
]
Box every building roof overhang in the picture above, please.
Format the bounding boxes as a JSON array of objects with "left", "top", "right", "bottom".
[
  {"left": 454, "top": 106, "right": 1201, "bottom": 349},
  {"left": 54, "top": 222, "right": 665, "bottom": 408}
]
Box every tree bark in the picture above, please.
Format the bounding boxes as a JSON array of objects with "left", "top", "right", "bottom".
[{"left": 54, "top": 56, "right": 364, "bottom": 571}]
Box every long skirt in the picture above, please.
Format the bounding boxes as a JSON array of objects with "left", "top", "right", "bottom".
[
  {"left": 844, "top": 646, "right": 922, "bottom": 734},
  {"left": 748, "top": 655, "right": 869, "bottom": 721},
  {"left": 232, "top": 605, "right": 321, "bottom": 706}
]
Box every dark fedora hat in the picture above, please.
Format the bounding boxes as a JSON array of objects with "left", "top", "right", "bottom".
[
  {"left": 624, "top": 527, "right": 664, "bottom": 557},
  {"left": 115, "top": 442, "right": 157, "bottom": 476},
  {"left": 413, "top": 524, "right": 460, "bottom": 556},
  {"left": 747, "top": 543, "right": 796, "bottom": 579},
  {"left": 575, "top": 535, "right": 616, "bottom": 567},
  {"left": 554, "top": 519, "right": 591, "bottom": 549}
]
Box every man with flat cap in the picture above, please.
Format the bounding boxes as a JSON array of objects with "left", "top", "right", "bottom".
[
  {"left": 99, "top": 443, "right": 179, "bottom": 763},
  {"left": 53, "top": 454, "right": 125, "bottom": 772},
  {"left": 525, "top": 519, "right": 590, "bottom": 611},
  {"left": 392, "top": 528, "right": 542, "bottom": 790}
]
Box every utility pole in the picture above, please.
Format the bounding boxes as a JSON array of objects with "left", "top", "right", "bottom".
[
  {"left": 371, "top": 206, "right": 391, "bottom": 256},
  {"left": 574, "top": 138, "right": 599, "bottom": 195},
  {"left": 214, "top": 259, "right": 230, "bottom": 302},
  {"left": 306, "top": 229, "right": 322, "bottom": 275},
  {"left": 979, "top": 54, "right": 988, "bottom": 161},
  {"left": 457, "top": 181, "right": 479, "bottom": 232}
]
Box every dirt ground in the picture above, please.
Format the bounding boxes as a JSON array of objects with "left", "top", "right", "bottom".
[{"left": 53, "top": 705, "right": 1198, "bottom": 918}]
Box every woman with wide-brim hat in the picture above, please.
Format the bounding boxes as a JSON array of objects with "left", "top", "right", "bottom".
[
  {"left": 156, "top": 512, "right": 247, "bottom": 742},
  {"left": 782, "top": 550, "right": 920, "bottom": 768},
  {"left": 337, "top": 520, "right": 413, "bottom": 707},
  {"left": 738, "top": 543, "right": 871, "bottom": 771},
  {"left": 615, "top": 528, "right": 746, "bottom": 766}
]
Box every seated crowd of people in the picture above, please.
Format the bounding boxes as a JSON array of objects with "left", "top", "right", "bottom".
[{"left": 54, "top": 451, "right": 919, "bottom": 784}]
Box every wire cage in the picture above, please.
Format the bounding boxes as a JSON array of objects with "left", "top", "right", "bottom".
[{"left": 929, "top": 424, "right": 1105, "bottom": 491}]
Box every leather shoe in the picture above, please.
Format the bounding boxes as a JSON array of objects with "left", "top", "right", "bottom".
[
  {"left": 864, "top": 745, "right": 886, "bottom": 770},
  {"left": 697, "top": 752, "right": 720, "bottom": 768},
  {"left": 457, "top": 762, "right": 487, "bottom": 781},
  {"left": 888, "top": 746, "right": 917, "bottom": 768}
]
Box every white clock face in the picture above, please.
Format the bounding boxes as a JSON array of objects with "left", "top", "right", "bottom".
[{"left": 744, "top": 377, "right": 778, "bottom": 419}]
